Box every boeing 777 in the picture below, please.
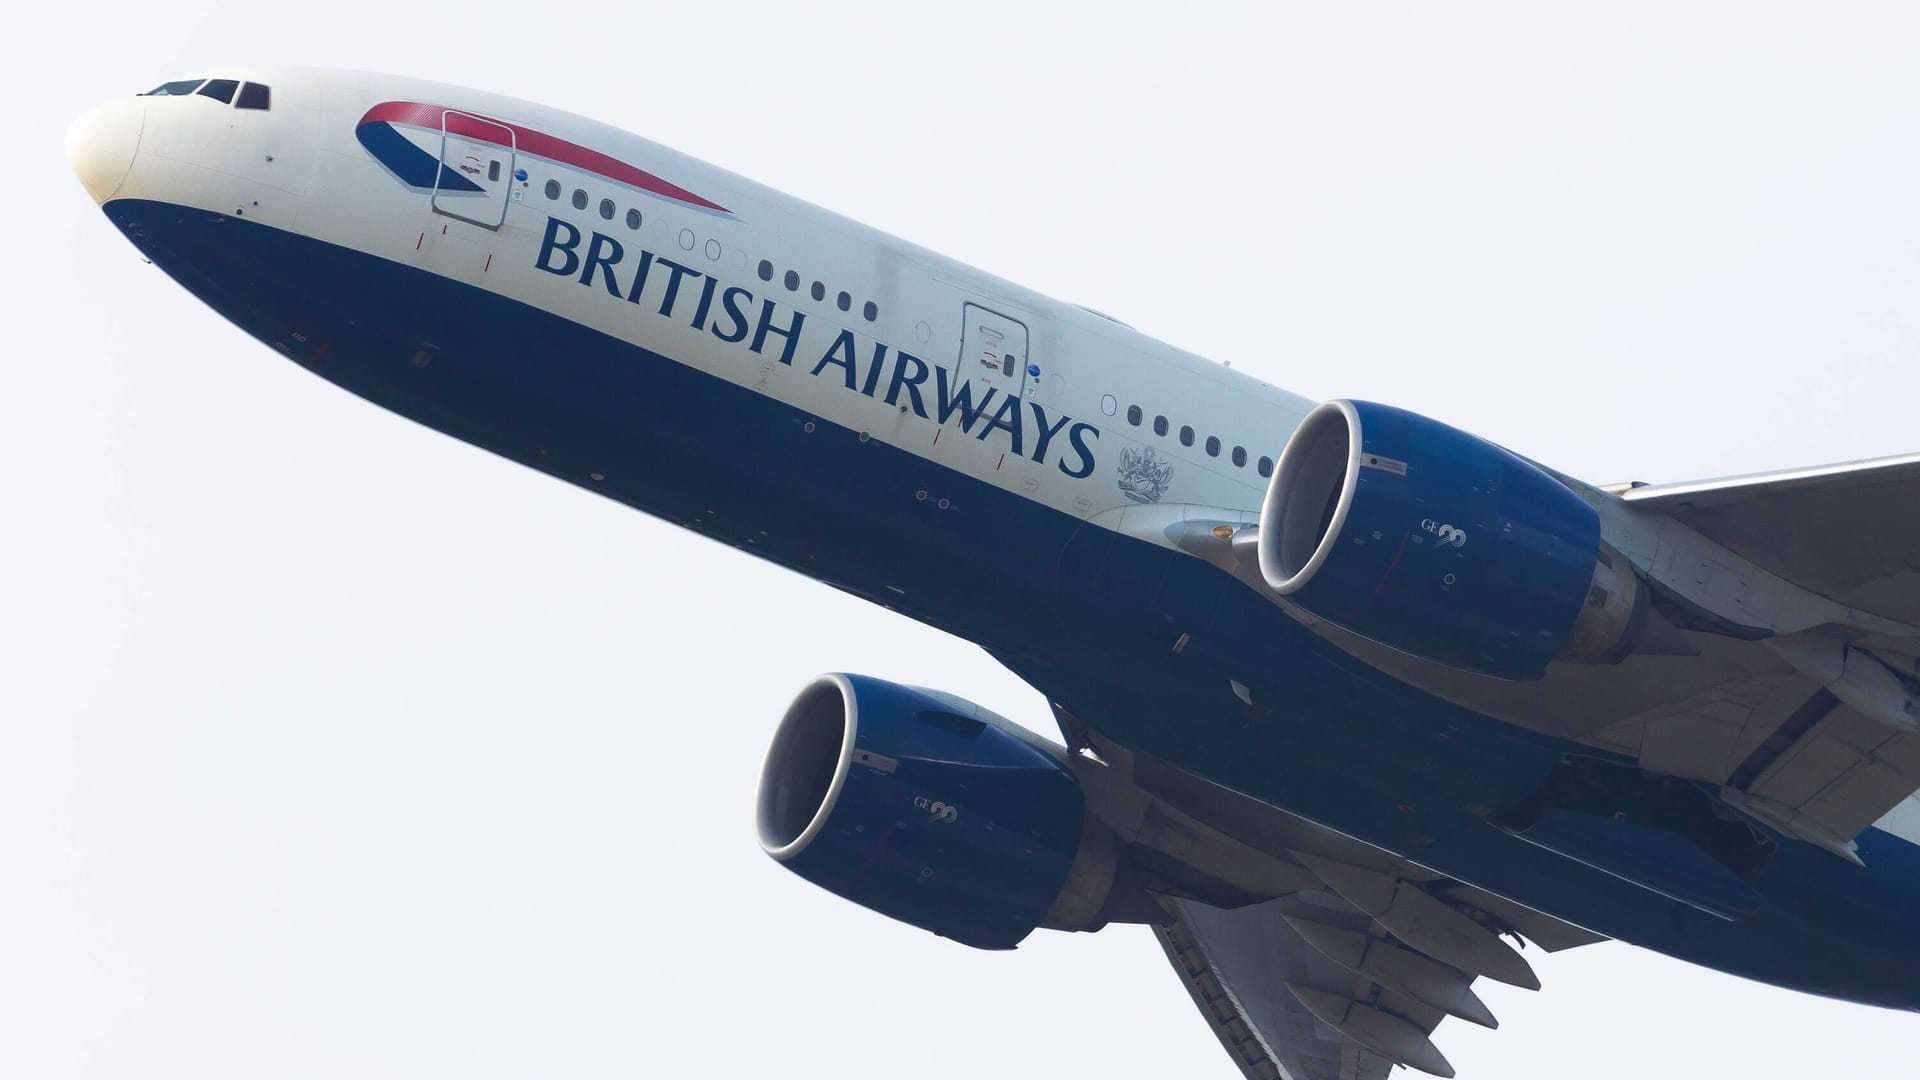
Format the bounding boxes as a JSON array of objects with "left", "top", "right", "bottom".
[{"left": 67, "top": 68, "right": 1920, "bottom": 1078}]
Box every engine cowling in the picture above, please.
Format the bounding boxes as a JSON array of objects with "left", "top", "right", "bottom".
[
  {"left": 756, "top": 674, "right": 1117, "bottom": 950},
  {"left": 1258, "top": 400, "right": 1647, "bottom": 680}
]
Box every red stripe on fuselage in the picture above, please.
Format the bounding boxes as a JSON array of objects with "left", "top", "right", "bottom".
[{"left": 357, "top": 100, "right": 731, "bottom": 214}]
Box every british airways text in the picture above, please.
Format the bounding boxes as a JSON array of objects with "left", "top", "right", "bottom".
[{"left": 535, "top": 218, "right": 1100, "bottom": 478}]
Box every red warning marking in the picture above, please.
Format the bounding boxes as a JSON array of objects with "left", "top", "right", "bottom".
[
  {"left": 415, "top": 233, "right": 424, "bottom": 250},
  {"left": 483, "top": 253, "right": 492, "bottom": 272},
  {"left": 932, "top": 429, "right": 942, "bottom": 447},
  {"left": 996, "top": 453, "right": 1005, "bottom": 470}
]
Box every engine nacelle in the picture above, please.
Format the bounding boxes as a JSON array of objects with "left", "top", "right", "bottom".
[
  {"left": 756, "top": 674, "right": 1117, "bottom": 950},
  {"left": 1258, "top": 400, "right": 1647, "bottom": 680}
]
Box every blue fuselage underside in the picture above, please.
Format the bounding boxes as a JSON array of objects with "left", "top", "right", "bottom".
[{"left": 108, "top": 199, "right": 1920, "bottom": 1009}]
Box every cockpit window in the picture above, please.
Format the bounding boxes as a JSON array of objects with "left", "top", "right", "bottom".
[
  {"left": 197, "top": 79, "right": 239, "bottom": 104},
  {"left": 143, "top": 79, "right": 206, "bottom": 97},
  {"left": 139, "top": 77, "right": 271, "bottom": 109}
]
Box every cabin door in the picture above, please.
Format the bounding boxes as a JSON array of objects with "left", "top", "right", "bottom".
[
  {"left": 432, "top": 111, "right": 516, "bottom": 229},
  {"left": 959, "top": 303, "right": 1033, "bottom": 401}
]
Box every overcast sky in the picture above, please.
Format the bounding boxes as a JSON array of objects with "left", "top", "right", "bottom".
[{"left": 10, "top": 3, "right": 1920, "bottom": 1077}]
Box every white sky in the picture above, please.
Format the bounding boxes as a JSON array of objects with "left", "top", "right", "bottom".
[{"left": 9, "top": 2, "right": 1920, "bottom": 1077}]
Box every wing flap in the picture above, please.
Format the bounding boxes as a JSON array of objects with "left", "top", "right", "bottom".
[
  {"left": 1586, "top": 670, "right": 1920, "bottom": 857},
  {"left": 1155, "top": 894, "right": 1406, "bottom": 1080},
  {"left": 1746, "top": 706, "right": 1920, "bottom": 840},
  {"left": 1436, "top": 884, "right": 1606, "bottom": 954},
  {"left": 1152, "top": 874, "right": 1600, "bottom": 1080},
  {"left": 1155, "top": 899, "right": 1341, "bottom": 1080}
]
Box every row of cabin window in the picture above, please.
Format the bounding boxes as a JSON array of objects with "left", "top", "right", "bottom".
[
  {"left": 756, "top": 259, "right": 879, "bottom": 323},
  {"left": 543, "top": 179, "right": 644, "bottom": 231},
  {"left": 1124, "top": 404, "right": 1273, "bottom": 476},
  {"left": 142, "top": 78, "right": 271, "bottom": 109}
]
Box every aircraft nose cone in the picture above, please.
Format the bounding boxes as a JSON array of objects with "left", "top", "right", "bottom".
[{"left": 66, "top": 98, "right": 144, "bottom": 205}]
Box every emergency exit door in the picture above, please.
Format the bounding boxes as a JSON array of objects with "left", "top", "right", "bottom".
[
  {"left": 959, "top": 303, "right": 1033, "bottom": 400},
  {"left": 432, "top": 111, "right": 516, "bottom": 229}
]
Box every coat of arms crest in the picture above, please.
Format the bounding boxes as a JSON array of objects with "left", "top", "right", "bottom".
[{"left": 1117, "top": 447, "right": 1174, "bottom": 504}]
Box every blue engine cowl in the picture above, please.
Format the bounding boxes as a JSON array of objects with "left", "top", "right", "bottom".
[
  {"left": 755, "top": 674, "right": 1117, "bottom": 950},
  {"left": 1257, "top": 400, "right": 1645, "bottom": 680}
]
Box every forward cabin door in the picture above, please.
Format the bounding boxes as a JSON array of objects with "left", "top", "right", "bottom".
[
  {"left": 432, "top": 111, "right": 516, "bottom": 229},
  {"left": 959, "top": 303, "right": 1033, "bottom": 401}
]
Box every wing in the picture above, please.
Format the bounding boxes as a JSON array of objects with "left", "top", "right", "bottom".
[
  {"left": 1610, "top": 451, "right": 1920, "bottom": 626},
  {"left": 1139, "top": 453, "right": 1920, "bottom": 863},
  {"left": 1063, "top": 732, "right": 1603, "bottom": 1080},
  {"left": 1592, "top": 453, "right": 1920, "bottom": 858}
]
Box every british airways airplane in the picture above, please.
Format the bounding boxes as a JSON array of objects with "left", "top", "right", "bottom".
[{"left": 68, "top": 67, "right": 1920, "bottom": 1078}]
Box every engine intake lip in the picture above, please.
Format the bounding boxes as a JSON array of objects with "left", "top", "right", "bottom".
[
  {"left": 757, "top": 673, "right": 859, "bottom": 861},
  {"left": 1260, "top": 399, "right": 1362, "bottom": 594}
]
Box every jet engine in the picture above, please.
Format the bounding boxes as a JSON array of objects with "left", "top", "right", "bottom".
[
  {"left": 1257, "top": 400, "right": 1653, "bottom": 680},
  {"left": 756, "top": 674, "right": 1120, "bottom": 949}
]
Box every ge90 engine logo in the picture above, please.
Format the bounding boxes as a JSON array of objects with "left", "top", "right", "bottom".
[{"left": 913, "top": 796, "right": 959, "bottom": 823}]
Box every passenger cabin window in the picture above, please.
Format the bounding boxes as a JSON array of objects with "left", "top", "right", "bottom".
[
  {"left": 197, "top": 79, "right": 239, "bottom": 104},
  {"left": 599, "top": 198, "right": 615, "bottom": 220},
  {"left": 1153, "top": 415, "right": 1169, "bottom": 437},
  {"left": 1258, "top": 456, "right": 1274, "bottom": 478},
  {"left": 235, "top": 82, "right": 271, "bottom": 110},
  {"left": 1127, "top": 405, "right": 1143, "bottom": 426},
  {"left": 1179, "top": 425, "right": 1195, "bottom": 447},
  {"left": 544, "top": 179, "right": 561, "bottom": 200},
  {"left": 1232, "top": 446, "right": 1247, "bottom": 467},
  {"left": 143, "top": 79, "right": 205, "bottom": 96},
  {"left": 751, "top": 261, "right": 877, "bottom": 321},
  {"left": 626, "top": 208, "right": 642, "bottom": 230},
  {"left": 1205, "top": 435, "right": 1221, "bottom": 457},
  {"left": 571, "top": 188, "right": 588, "bottom": 210}
]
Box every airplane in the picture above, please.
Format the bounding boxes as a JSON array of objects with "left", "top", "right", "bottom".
[{"left": 66, "top": 67, "right": 1920, "bottom": 1078}]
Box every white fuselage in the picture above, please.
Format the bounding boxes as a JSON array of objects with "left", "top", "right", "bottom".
[{"left": 81, "top": 67, "right": 1313, "bottom": 530}]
